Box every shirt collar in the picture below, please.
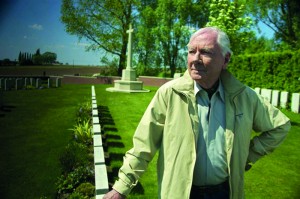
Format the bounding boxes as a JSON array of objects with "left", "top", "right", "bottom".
[{"left": 194, "top": 80, "right": 225, "bottom": 102}]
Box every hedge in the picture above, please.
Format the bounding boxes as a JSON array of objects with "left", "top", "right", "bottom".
[{"left": 228, "top": 50, "right": 300, "bottom": 93}]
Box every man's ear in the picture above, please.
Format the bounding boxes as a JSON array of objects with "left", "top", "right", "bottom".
[{"left": 223, "top": 53, "right": 231, "bottom": 69}]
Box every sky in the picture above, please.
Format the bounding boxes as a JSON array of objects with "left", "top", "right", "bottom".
[
  {"left": 0, "top": 0, "right": 101, "bottom": 66},
  {"left": 0, "top": 0, "right": 274, "bottom": 66}
]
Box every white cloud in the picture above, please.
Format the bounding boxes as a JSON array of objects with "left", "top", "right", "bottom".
[
  {"left": 75, "top": 42, "right": 89, "bottom": 47},
  {"left": 29, "top": 24, "right": 43, "bottom": 30}
]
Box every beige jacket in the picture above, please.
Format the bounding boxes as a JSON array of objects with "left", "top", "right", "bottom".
[{"left": 113, "top": 70, "right": 291, "bottom": 199}]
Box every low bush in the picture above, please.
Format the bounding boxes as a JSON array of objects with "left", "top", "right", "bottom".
[
  {"left": 75, "top": 182, "right": 95, "bottom": 198},
  {"left": 56, "top": 99, "right": 95, "bottom": 198},
  {"left": 70, "top": 119, "right": 93, "bottom": 146},
  {"left": 59, "top": 142, "right": 91, "bottom": 174},
  {"left": 76, "top": 100, "right": 92, "bottom": 125},
  {"left": 56, "top": 165, "right": 94, "bottom": 197}
]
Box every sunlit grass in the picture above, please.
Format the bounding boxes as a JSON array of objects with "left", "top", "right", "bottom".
[
  {"left": 0, "top": 84, "right": 299, "bottom": 198},
  {"left": 95, "top": 85, "right": 300, "bottom": 199}
]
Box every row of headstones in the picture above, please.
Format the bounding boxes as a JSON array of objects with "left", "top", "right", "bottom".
[
  {"left": 0, "top": 77, "right": 61, "bottom": 90},
  {"left": 255, "top": 87, "right": 300, "bottom": 113},
  {"left": 91, "top": 85, "right": 109, "bottom": 199}
]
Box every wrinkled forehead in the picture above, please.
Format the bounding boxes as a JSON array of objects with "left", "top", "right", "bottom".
[{"left": 188, "top": 29, "right": 218, "bottom": 48}]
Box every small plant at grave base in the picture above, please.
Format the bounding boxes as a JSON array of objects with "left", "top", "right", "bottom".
[
  {"left": 59, "top": 142, "right": 91, "bottom": 174},
  {"left": 70, "top": 119, "right": 93, "bottom": 146},
  {"left": 68, "top": 192, "right": 86, "bottom": 199},
  {"left": 56, "top": 165, "right": 95, "bottom": 197},
  {"left": 74, "top": 182, "right": 95, "bottom": 198},
  {"left": 76, "top": 100, "right": 92, "bottom": 125}
]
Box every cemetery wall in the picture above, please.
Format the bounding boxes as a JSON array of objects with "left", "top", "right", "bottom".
[
  {"left": 0, "top": 66, "right": 102, "bottom": 77},
  {"left": 62, "top": 75, "right": 121, "bottom": 84}
]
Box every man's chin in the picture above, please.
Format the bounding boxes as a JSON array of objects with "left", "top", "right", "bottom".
[{"left": 190, "top": 74, "right": 203, "bottom": 81}]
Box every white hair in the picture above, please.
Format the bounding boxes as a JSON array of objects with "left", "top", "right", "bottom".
[{"left": 188, "top": 27, "right": 232, "bottom": 56}]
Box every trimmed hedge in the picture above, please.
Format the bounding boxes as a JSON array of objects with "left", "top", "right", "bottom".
[{"left": 229, "top": 50, "right": 300, "bottom": 93}]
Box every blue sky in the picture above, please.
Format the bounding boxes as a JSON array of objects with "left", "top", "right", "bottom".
[
  {"left": 0, "top": 0, "right": 274, "bottom": 66},
  {"left": 0, "top": 0, "right": 101, "bottom": 66}
]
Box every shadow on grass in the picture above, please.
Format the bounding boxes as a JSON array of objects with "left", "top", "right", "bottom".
[
  {"left": 291, "top": 121, "right": 300, "bottom": 127},
  {"left": 106, "top": 141, "right": 125, "bottom": 148},
  {"left": 0, "top": 105, "right": 16, "bottom": 112},
  {"left": 98, "top": 105, "right": 115, "bottom": 126},
  {"left": 0, "top": 105, "right": 16, "bottom": 117},
  {"left": 98, "top": 105, "right": 146, "bottom": 195},
  {"left": 105, "top": 134, "right": 122, "bottom": 140}
]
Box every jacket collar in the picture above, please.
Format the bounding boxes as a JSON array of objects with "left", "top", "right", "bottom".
[{"left": 172, "top": 69, "right": 246, "bottom": 99}]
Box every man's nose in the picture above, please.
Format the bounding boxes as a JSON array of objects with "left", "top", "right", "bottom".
[{"left": 193, "top": 51, "right": 202, "bottom": 61}]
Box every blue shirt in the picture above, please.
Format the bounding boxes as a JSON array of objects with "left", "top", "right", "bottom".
[{"left": 193, "top": 80, "right": 228, "bottom": 186}]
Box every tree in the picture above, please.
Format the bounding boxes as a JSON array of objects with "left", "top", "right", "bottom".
[
  {"left": 205, "top": 0, "right": 255, "bottom": 54},
  {"left": 33, "top": 50, "right": 42, "bottom": 65},
  {"left": 61, "top": 0, "right": 138, "bottom": 76},
  {"left": 136, "top": 0, "right": 210, "bottom": 77},
  {"left": 243, "top": 0, "right": 300, "bottom": 49},
  {"left": 42, "top": 52, "right": 57, "bottom": 64}
]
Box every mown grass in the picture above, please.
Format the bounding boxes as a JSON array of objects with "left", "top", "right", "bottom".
[
  {"left": 95, "top": 85, "right": 300, "bottom": 199},
  {"left": 0, "top": 85, "right": 92, "bottom": 198},
  {"left": 0, "top": 84, "right": 299, "bottom": 199}
]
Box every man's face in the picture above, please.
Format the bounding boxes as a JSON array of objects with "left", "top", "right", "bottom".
[{"left": 187, "top": 31, "right": 229, "bottom": 87}]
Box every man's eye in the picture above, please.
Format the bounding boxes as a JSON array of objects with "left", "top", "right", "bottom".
[
  {"left": 188, "top": 50, "right": 196, "bottom": 54},
  {"left": 201, "top": 50, "right": 213, "bottom": 55}
]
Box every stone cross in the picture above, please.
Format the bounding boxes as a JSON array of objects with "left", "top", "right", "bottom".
[{"left": 126, "top": 23, "right": 134, "bottom": 69}]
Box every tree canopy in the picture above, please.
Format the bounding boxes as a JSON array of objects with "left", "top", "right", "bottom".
[
  {"left": 61, "top": 0, "right": 299, "bottom": 77},
  {"left": 242, "top": 0, "right": 300, "bottom": 49}
]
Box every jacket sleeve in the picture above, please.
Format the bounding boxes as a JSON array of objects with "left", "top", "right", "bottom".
[
  {"left": 113, "top": 87, "right": 168, "bottom": 195},
  {"left": 248, "top": 94, "right": 291, "bottom": 163}
]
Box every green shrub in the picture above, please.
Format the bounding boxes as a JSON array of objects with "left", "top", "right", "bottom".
[
  {"left": 56, "top": 165, "right": 95, "bottom": 195},
  {"left": 75, "top": 182, "right": 95, "bottom": 197},
  {"left": 76, "top": 100, "right": 92, "bottom": 125},
  {"left": 59, "top": 142, "right": 91, "bottom": 174},
  {"left": 69, "top": 192, "right": 86, "bottom": 199},
  {"left": 70, "top": 120, "right": 93, "bottom": 146}
]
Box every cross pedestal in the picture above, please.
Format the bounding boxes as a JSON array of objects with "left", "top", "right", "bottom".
[{"left": 106, "top": 24, "right": 149, "bottom": 93}]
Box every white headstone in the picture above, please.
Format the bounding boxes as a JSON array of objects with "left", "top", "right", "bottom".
[
  {"left": 0, "top": 78, "right": 4, "bottom": 89},
  {"left": 271, "top": 90, "right": 280, "bottom": 107},
  {"left": 55, "top": 78, "right": 61, "bottom": 87},
  {"left": 30, "top": 78, "right": 36, "bottom": 87},
  {"left": 5, "top": 79, "right": 13, "bottom": 91},
  {"left": 261, "top": 88, "right": 272, "bottom": 103},
  {"left": 15, "top": 78, "right": 23, "bottom": 90},
  {"left": 280, "top": 91, "right": 289, "bottom": 109},
  {"left": 24, "top": 78, "right": 30, "bottom": 88},
  {"left": 48, "top": 78, "right": 52, "bottom": 88},
  {"left": 291, "top": 93, "right": 300, "bottom": 113},
  {"left": 36, "top": 78, "right": 41, "bottom": 88}
]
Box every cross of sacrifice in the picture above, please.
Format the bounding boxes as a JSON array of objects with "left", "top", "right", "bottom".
[{"left": 126, "top": 23, "right": 134, "bottom": 69}]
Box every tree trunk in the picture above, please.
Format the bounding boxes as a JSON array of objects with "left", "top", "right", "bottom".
[{"left": 118, "top": 35, "right": 128, "bottom": 76}]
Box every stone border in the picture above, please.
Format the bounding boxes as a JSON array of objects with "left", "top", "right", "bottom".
[{"left": 91, "top": 85, "right": 109, "bottom": 198}]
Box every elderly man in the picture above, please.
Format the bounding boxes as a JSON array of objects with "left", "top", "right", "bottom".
[{"left": 104, "top": 27, "right": 290, "bottom": 199}]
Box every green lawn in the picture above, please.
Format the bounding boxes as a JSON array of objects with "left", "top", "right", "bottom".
[
  {"left": 95, "top": 85, "right": 300, "bottom": 199},
  {"left": 0, "top": 85, "right": 92, "bottom": 198},
  {"left": 0, "top": 84, "right": 299, "bottom": 199}
]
